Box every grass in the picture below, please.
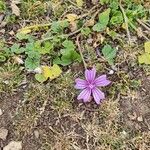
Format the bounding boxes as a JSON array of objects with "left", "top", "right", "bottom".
[{"left": 0, "top": 0, "right": 150, "bottom": 149}]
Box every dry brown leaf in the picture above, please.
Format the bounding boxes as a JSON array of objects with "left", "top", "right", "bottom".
[
  {"left": 66, "top": 14, "right": 78, "bottom": 23},
  {"left": 11, "top": 2, "right": 20, "bottom": 16},
  {"left": 69, "top": 22, "right": 78, "bottom": 32},
  {"left": 85, "top": 19, "right": 95, "bottom": 27}
]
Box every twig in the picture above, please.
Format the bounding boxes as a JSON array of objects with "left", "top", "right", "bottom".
[
  {"left": 76, "top": 34, "right": 87, "bottom": 70},
  {"left": 129, "top": 21, "right": 149, "bottom": 41},
  {"left": 119, "top": 0, "right": 132, "bottom": 45},
  {"left": 137, "top": 19, "right": 150, "bottom": 31}
]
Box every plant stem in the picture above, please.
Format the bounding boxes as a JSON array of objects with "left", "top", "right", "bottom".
[
  {"left": 76, "top": 34, "right": 87, "bottom": 70},
  {"left": 119, "top": 0, "right": 132, "bottom": 45}
]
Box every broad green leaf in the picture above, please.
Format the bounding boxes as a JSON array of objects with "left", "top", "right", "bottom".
[
  {"left": 102, "top": 44, "right": 117, "bottom": 65},
  {"left": 144, "top": 41, "right": 150, "bottom": 53},
  {"left": 51, "top": 21, "right": 69, "bottom": 33},
  {"left": 26, "top": 51, "right": 40, "bottom": 59},
  {"left": 11, "top": 43, "right": 25, "bottom": 54},
  {"left": 93, "top": 8, "right": 110, "bottom": 32},
  {"left": 110, "top": 11, "right": 123, "bottom": 25},
  {"left": 93, "top": 23, "right": 106, "bottom": 32},
  {"left": 138, "top": 53, "right": 150, "bottom": 64},
  {"left": 25, "top": 57, "right": 40, "bottom": 70},
  {"left": 98, "top": 8, "right": 110, "bottom": 26},
  {"left": 62, "top": 40, "right": 75, "bottom": 50},
  {"left": 76, "top": 0, "right": 83, "bottom": 7},
  {"left": 34, "top": 41, "right": 53, "bottom": 54},
  {"left": 55, "top": 40, "right": 81, "bottom": 66},
  {"left": 35, "top": 74, "right": 47, "bottom": 83}
]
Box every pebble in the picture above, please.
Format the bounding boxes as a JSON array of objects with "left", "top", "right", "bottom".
[
  {"left": 0, "top": 109, "right": 3, "bottom": 116},
  {"left": 34, "top": 130, "right": 39, "bottom": 139},
  {"left": 0, "top": 128, "right": 8, "bottom": 140},
  {"left": 3, "top": 141, "right": 22, "bottom": 150}
]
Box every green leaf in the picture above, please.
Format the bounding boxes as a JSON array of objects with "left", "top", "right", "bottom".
[
  {"left": 93, "top": 23, "right": 106, "bottom": 32},
  {"left": 25, "top": 57, "right": 40, "bottom": 70},
  {"left": 34, "top": 41, "right": 53, "bottom": 54},
  {"left": 51, "top": 21, "right": 69, "bottom": 33},
  {"left": 11, "top": 43, "right": 25, "bottom": 54},
  {"left": 110, "top": 11, "right": 123, "bottom": 25},
  {"left": 138, "top": 53, "right": 150, "bottom": 64},
  {"left": 99, "top": 8, "right": 111, "bottom": 26},
  {"left": 102, "top": 44, "right": 117, "bottom": 65},
  {"left": 62, "top": 40, "right": 75, "bottom": 50},
  {"left": 25, "top": 51, "right": 40, "bottom": 70},
  {"left": 35, "top": 74, "right": 47, "bottom": 83},
  {"left": 81, "top": 27, "right": 91, "bottom": 36},
  {"left": 16, "top": 33, "right": 31, "bottom": 40},
  {"left": 144, "top": 41, "right": 150, "bottom": 53},
  {"left": 93, "top": 8, "right": 110, "bottom": 32}
]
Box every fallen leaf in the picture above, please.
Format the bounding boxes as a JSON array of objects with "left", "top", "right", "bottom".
[
  {"left": 11, "top": 2, "right": 20, "bottom": 16},
  {"left": 85, "top": 19, "right": 95, "bottom": 27},
  {"left": 76, "top": 0, "right": 83, "bottom": 7},
  {"left": 18, "top": 28, "right": 32, "bottom": 34},
  {"left": 66, "top": 14, "right": 78, "bottom": 22},
  {"left": 42, "top": 66, "right": 52, "bottom": 79},
  {"left": 138, "top": 53, "right": 150, "bottom": 64},
  {"left": 35, "top": 65, "right": 62, "bottom": 83},
  {"left": 43, "top": 64, "right": 62, "bottom": 80},
  {"left": 144, "top": 41, "right": 150, "bottom": 53},
  {"left": 4, "top": 141, "right": 22, "bottom": 150}
]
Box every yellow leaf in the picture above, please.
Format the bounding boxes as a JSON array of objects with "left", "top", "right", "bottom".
[
  {"left": 42, "top": 65, "right": 62, "bottom": 80},
  {"left": 144, "top": 41, "right": 150, "bottom": 53},
  {"left": 49, "top": 64, "right": 62, "bottom": 80},
  {"left": 66, "top": 14, "right": 78, "bottom": 22},
  {"left": 18, "top": 28, "right": 32, "bottom": 34},
  {"left": 42, "top": 66, "right": 51, "bottom": 79},
  {"left": 122, "top": 23, "right": 127, "bottom": 30},
  {"left": 76, "top": 0, "right": 83, "bottom": 7},
  {"left": 138, "top": 53, "right": 150, "bottom": 64}
]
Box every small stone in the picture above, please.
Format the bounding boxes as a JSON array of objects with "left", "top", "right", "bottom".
[
  {"left": 0, "top": 109, "right": 3, "bottom": 115},
  {"left": 137, "top": 116, "right": 143, "bottom": 122},
  {"left": 4, "top": 141, "right": 22, "bottom": 150},
  {"left": 0, "top": 128, "right": 8, "bottom": 140},
  {"left": 34, "top": 130, "right": 39, "bottom": 138},
  {"left": 108, "top": 70, "right": 114, "bottom": 75}
]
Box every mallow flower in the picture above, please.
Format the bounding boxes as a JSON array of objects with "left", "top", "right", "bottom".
[{"left": 75, "top": 68, "right": 111, "bottom": 104}]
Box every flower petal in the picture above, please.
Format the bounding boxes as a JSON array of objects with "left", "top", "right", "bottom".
[
  {"left": 75, "top": 78, "right": 88, "bottom": 89},
  {"left": 92, "top": 88, "right": 105, "bottom": 104},
  {"left": 85, "top": 68, "right": 96, "bottom": 82},
  {"left": 77, "top": 88, "right": 91, "bottom": 102},
  {"left": 95, "top": 75, "right": 111, "bottom": 87}
]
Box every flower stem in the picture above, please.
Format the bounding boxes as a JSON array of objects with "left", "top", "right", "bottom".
[{"left": 76, "top": 34, "right": 87, "bottom": 70}]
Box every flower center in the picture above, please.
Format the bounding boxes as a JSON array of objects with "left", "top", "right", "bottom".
[{"left": 88, "top": 84, "right": 95, "bottom": 89}]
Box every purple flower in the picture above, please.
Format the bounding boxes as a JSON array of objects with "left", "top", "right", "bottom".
[{"left": 75, "top": 68, "right": 111, "bottom": 104}]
